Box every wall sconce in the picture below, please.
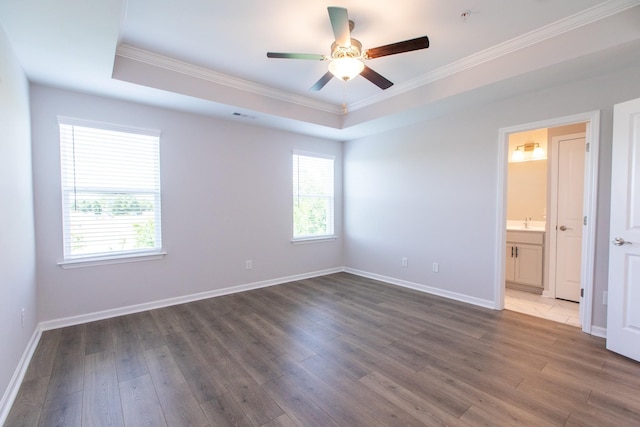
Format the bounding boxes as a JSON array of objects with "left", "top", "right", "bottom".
[{"left": 511, "top": 142, "right": 545, "bottom": 162}]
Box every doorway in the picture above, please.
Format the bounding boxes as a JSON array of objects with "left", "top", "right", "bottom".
[
  {"left": 504, "top": 127, "right": 585, "bottom": 326},
  {"left": 494, "top": 111, "right": 600, "bottom": 334}
]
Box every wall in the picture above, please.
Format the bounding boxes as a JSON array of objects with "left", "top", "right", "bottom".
[
  {"left": 507, "top": 123, "right": 587, "bottom": 223},
  {"left": 343, "top": 61, "right": 640, "bottom": 329},
  {"left": 30, "top": 85, "right": 343, "bottom": 322},
  {"left": 0, "top": 26, "right": 37, "bottom": 419},
  {"left": 547, "top": 123, "right": 586, "bottom": 142},
  {"left": 507, "top": 128, "right": 548, "bottom": 221}
]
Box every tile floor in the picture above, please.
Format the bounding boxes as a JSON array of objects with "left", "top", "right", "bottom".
[{"left": 505, "top": 288, "right": 581, "bottom": 327}]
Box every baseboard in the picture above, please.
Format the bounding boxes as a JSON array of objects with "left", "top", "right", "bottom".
[
  {"left": 506, "top": 282, "right": 543, "bottom": 295},
  {"left": 343, "top": 269, "right": 612, "bottom": 339},
  {"left": 344, "top": 268, "right": 495, "bottom": 309},
  {"left": 0, "top": 327, "right": 42, "bottom": 426},
  {"left": 39, "top": 267, "right": 344, "bottom": 331},
  {"left": 541, "top": 290, "right": 554, "bottom": 298},
  {"left": 590, "top": 325, "right": 607, "bottom": 338}
]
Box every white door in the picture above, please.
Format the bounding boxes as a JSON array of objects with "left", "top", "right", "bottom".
[
  {"left": 555, "top": 136, "right": 585, "bottom": 302},
  {"left": 607, "top": 98, "right": 640, "bottom": 361}
]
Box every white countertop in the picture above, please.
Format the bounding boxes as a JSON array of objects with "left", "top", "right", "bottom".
[
  {"left": 506, "top": 220, "right": 546, "bottom": 232},
  {"left": 507, "top": 226, "right": 545, "bottom": 232}
]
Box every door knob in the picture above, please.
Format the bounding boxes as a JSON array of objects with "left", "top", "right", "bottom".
[
  {"left": 559, "top": 225, "right": 572, "bottom": 231},
  {"left": 613, "top": 237, "right": 632, "bottom": 246}
]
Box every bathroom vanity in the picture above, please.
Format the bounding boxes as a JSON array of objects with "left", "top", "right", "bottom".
[{"left": 505, "top": 228, "right": 544, "bottom": 293}]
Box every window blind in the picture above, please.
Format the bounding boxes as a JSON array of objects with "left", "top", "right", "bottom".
[
  {"left": 59, "top": 119, "right": 162, "bottom": 260},
  {"left": 293, "top": 153, "right": 335, "bottom": 239}
]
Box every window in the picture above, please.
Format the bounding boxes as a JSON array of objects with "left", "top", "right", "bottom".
[
  {"left": 292, "top": 152, "right": 335, "bottom": 240},
  {"left": 58, "top": 118, "right": 162, "bottom": 263}
]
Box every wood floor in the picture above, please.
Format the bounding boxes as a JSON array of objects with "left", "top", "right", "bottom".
[{"left": 6, "top": 273, "right": 640, "bottom": 426}]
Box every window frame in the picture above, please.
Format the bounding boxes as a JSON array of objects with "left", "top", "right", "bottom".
[
  {"left": 292, "top": 150, "right": 336, "bottom": 243},
  {"left": 57, "top": 117, "right": 165, "bottom": 268}
]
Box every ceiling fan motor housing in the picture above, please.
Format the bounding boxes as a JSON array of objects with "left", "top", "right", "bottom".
[{"left": 331, "top": 39, "right": 362, "bottom": 59}]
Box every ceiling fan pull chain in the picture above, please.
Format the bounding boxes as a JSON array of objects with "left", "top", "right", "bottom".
[{"left": 342, "top": 81, "right": 348, "bottom": 115}]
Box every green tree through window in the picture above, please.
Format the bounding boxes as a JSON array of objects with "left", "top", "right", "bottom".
[
  {"left": 59, "top": 119, "right": 162, "bottom": 260},
  {"left": 293, "top": 153, "right": 334, "bottom": 239}
]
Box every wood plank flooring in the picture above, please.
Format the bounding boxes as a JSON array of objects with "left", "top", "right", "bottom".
[{"left": 6, "top": 273, "right": 640, "bottom": 426}]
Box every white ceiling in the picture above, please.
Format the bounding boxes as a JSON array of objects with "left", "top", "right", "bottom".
[{"left": 1, "top": 0, "right": 640, "bottom": 140}]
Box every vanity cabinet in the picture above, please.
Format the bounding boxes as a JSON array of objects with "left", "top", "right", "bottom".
[{"left": 506, "top": 231, "right": 544, "bottom": 290}]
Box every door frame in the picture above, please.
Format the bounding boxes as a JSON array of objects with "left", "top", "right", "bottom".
[
  {"left": 547, "top": 132, "right": 587, "bottom": 301},
  {"left": 494, "top": 111, "right": 600, "bottom": 334}
]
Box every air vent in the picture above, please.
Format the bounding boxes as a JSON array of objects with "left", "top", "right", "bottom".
[{"left": 232, "top": 112, "right": 257, "bottom": 119}]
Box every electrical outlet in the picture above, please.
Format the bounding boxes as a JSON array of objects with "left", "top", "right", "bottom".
[
  {"left": 432, "top": 262, "right": 439, "bottom": 273},
  {"left": 245, "top": 259, "right": 253, "bottom": 270},
  {"left": 603, "top": 291, "right": 608, "bottom": 305},
  {"left": 21, "top": 308, "right": 25, "bottom": 329},
  {"left": 401, "top": 257, "right": 408, "bottom": 267}
]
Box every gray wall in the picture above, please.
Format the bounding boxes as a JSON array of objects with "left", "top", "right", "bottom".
[
  {"left": 30, "top": 85, "right": 343, "bottom": 322},
  {"left": 0, "top": 26, "right": 37, "bottom": 415},
  {"left": 343, "top": 61, "right": 640, "bottom": 329}
]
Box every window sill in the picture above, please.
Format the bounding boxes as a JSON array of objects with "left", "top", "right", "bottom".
[
  {"left": 57, "top": 251, "right": 167, "bottom": 269},
  {"left": 291, "top": 236, "right": 338, "bottom": 245}
]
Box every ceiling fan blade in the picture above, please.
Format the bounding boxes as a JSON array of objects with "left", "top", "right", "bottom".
[
  {"left": 360, "top": 65, "right": 393, "bottom": 90},
  {"left": 310, "top": 71, "right": 334, "bottom": 91},
  {"left": 267, "top": 52, "right": 327, "bottom": 60},
  {"left": 364, "top": 36, "right": 430, "bottom": 59},
  {"left": 328, "top": 6, "right": 351, "bottom": 47}
]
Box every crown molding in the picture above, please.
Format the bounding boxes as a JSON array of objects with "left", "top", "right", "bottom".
[
  {"left": 116, "top": 0, "right": 638, "bottom": 116},
  {"left": 349, "top": 0, "right": 640, "bottom": 112},
  {"left": 115, "top": 44, "right": 343, "bottom": 115}
]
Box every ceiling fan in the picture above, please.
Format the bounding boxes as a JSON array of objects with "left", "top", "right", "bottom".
[{"left": 267, "top": 6, "right": 429, "bottom": 91}]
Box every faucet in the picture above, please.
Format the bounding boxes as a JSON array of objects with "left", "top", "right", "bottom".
[{"left": 523, "top": 217, "right": 531, "bottom": 229}]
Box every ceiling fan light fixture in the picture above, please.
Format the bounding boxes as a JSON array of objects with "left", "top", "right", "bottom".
[{"left": 328, "top": 56, "right": 364, "bottom": 81}]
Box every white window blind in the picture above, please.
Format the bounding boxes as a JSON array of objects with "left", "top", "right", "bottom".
[
  {"left": 293, "top": 153, "right": 335, "bottom": 239},
  {"left": 59, "top": 118, "right": 162, "bottom": 261}
]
